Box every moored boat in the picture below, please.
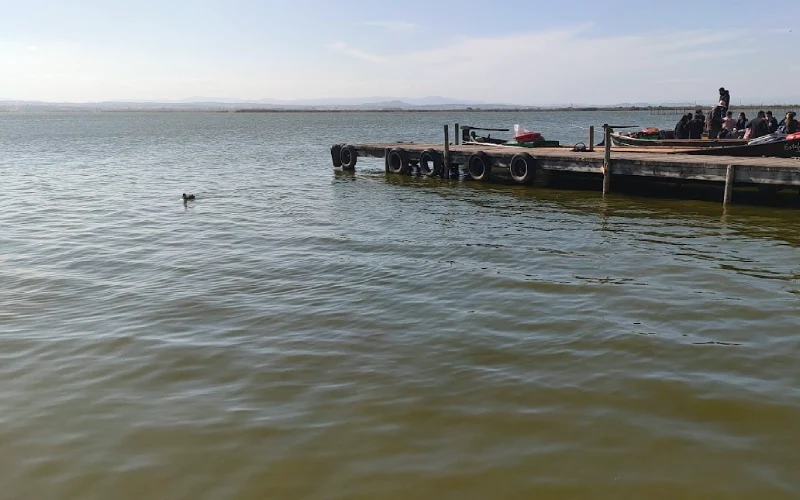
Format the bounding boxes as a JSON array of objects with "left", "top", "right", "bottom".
[
  {"left": 610, "top": 131, "right": 747, "bottom": 148},
  {"left": 682, "top": 135, "right": 800, "bottom": 158},
  {"left": 461, "top": 125, "right": 509, "bottom": 145},
  {"left": 461, "top": 125, "right": 560, "bottom": 148}
]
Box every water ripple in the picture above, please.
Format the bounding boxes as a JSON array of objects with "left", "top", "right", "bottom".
[{"left": 1, "top": 111, "right": 799, "bottom": 498}]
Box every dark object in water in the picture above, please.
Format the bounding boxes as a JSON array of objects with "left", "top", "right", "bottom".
[{"left": 182, "top": 193, "right": 195, "bottom": 200}]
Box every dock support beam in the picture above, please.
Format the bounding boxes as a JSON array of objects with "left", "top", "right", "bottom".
[
  {"left": 444, "top": 125, "right": 451, "bottom": 179},
  {"left": 602, "top": 124, "right": 612, "bottom": 195},
  {"left": 589, "top": 126, "right": 595, "bottom": 152},
  {"left": 455, "top": 123, "right": 459, "bottom": 145},
  {"left": 724, "top": 165, "right": 735, "bottom": 206}
]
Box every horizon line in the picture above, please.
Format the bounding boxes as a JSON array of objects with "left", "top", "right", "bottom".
[{"left": 3, "top": 99, "right": 800, "bottom": 108}]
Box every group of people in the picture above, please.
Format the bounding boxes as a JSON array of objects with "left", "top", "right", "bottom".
[{"left": 674, "top": 87, "right": 798, "bottom": 141}]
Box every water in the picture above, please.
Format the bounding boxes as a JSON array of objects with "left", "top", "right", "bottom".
[{"left": 1, "top": 111, "right": 799, "bottom": 499}]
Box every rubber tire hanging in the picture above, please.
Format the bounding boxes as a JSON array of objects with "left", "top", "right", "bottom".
[
  {"left": 340, "top": 145, "right": 358, "bottom": 171},
  {"left": 387, "top": 148, "right": 411, "bottom": 175},
  {"left": 418, "top": 149, "right": 443, "bottom": 177},
  {"left": 509, "top": 153, "right": 537, "bottom": 184},
  {"left": 468, "top": 152, "right": 492, "bottom": 182},
  {"left": 330, "top": 144, "right": 343, "bottom": 167}
]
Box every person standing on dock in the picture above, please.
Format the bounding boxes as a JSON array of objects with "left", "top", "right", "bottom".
[
  {"left": 707, "top": 104, "right": 725, "bottom": 139},
  {"left": 718, "top": 87, "right": 730, "bottom": 114},
  {"left": 688, "top": 112, "right": 706, "bottom": 139}
]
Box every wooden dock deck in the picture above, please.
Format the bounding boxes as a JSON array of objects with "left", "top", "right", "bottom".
[{"left": 330, "top": 126, "right": 800, "bottom": 206}]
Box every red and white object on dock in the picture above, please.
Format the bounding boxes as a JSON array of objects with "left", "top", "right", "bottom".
[{"left": 514, "top": 124, "right": 542, "bottom": 144}]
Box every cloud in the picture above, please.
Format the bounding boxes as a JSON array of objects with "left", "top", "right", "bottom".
[
  {"left": 25, "top": 45, "right": 39, "bottom": 51},
  {"left": 361, "top": 21, "right": 418, "bottom": 32},
  {"left": 327, "top": 41, "right": 386, "bottom": 63},
  {"left": 0, "top": 23, "right": 784, "bottom": 104},
  {"left": 322, "top": 26, "right": 764, "bottom": 104}
]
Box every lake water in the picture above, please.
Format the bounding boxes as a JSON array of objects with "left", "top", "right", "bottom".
[{"left": 1, "top": 111, "right": 799, "bottom": 499}]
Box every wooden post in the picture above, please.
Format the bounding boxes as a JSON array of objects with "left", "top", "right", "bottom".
[
  {"left": 589, "top": 126, "right": 595, "bottom": 152},
  {"left": 444, "top": 125, "right": 450, "bottom": 179},
  {"left": 455, "top": 123, "right": 459, "bottom": 145},
  {"left": 602, "top": 124, "right": 612, "bottom": 194},
  {"left": 384, "top": 147, "right": 391, "bottom": 174},
  {"left": 724, "top": 165, "right": 735, "bottom": 206}
]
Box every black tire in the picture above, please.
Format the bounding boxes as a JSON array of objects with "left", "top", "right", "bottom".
[
  {"left": 509, "top": 153, "right": 537, "bottom": 185},
  {"left": 418, "top": 149, "right": 443, "bottom": 177},
  {"left": 330, "top": 144, "right": 343, "bottom": 168},
  {"left": 387, "top": 148, "right": 410, "bottom": 175},
  {"left": 340, "top": 145, "right": 358, "bottom": 171},
  {"left": 468, "top": 152, "right": 492, "bottom": 182}
]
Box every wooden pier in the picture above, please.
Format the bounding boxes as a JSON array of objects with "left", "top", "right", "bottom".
[{"left": 330, "top": 126, "right": 800, "bottom": 206}]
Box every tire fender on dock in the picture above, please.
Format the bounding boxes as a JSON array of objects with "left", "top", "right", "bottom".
[
  {"left": 340, "top": 145, "right": 358, "bottom": 171},
  {"left": 468, "top": 151, "right": 492, "bottom": 182},
  {"left": 509, "top": 153, "right": 537, "bottom": 185},
  {"left": 387, "top": 148, "right": 411, "bottom": 175},
  {"left": 330, "top": 144, "right": 343, "bottom": 168},
  {"left": 418, "top": 149, "right": 443, "bottom": 177}
]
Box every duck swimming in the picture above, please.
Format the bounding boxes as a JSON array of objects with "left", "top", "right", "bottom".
[{"left": 182, "top": 193, "right": 195, "bottom": 200}]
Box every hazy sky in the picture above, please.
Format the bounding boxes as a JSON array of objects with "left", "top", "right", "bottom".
[{"left": 0, "top": 0, "right": 797, "bottom": 104}]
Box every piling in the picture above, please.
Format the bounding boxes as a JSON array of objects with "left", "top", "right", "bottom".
[
  {"left": 602, "top": 124, "right": 612, "bottom": 195},
  {"left": 724, "top": 165, "right": 735, "bottom": 205},
  {"left": 443, "top": 125, "right": 451, "bottom": 179},
  {"left": 455, "top": 123, "right": 459, "bottom": 145},
  {"left": 589, "top": 126, "right": 595, "bottom": 152}
]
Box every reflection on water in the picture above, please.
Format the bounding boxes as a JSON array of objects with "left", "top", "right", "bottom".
[{"left": 0, "top": 111, "right": 799, "bottom": 499}]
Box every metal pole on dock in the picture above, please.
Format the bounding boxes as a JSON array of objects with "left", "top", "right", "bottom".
[
  {"left": 443, "top": 125, "right": 451, "bottom": 179},
  {"left": 723, "top": 165, "right": 735, "bottom": 206},
  {"left": 602, "top": 124, "right": 612, "bottom": 195},
  {"left": 455, "top": 123, "right": 459, "bottom": 145},
  {"left": 589, "top": 126, "right": 594, "bottom": 152}
]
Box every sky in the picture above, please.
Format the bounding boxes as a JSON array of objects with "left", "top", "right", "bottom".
[{"left": 0, "top": 0, "right": 798, "bottom": 105}]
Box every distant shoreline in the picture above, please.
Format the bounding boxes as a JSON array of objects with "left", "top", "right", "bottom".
[
  {"left": 233, "top": 105, "right": 800, "bottom": 113},
  {"left": 2, "top": 105, "right": 798, "bottom": 114}
]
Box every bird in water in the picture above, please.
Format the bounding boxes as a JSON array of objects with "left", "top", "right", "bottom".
[{"left": 182, "top": 193, "right": 195, "bottom": 200}]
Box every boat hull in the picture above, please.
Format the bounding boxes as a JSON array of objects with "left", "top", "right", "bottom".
[
  {"left": 611, "top": 133, "right": 747, "bottom": 148},
  {"left": 683, "top": 137, "right": 800, "bottom": 158}
]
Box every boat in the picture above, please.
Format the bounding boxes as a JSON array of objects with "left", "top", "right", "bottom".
[
  {"left": 682, "top": 134, "right": 800, "bottom": 158},
  {"left": 460, "top": 125, "right": 559, "bottom": 148},
  {"left": 610, "top": 131, "right": 747, "bottom": 148},
  {"left": 460, "top": 125, "right": 510, "bottom": 145}
]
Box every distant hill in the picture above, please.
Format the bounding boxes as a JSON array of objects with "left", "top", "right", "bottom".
[
  {"left": 153, "top": 96, "right": 488, "bottom": 107},
  {"left": 1, "top": 97, "right": 798, "bottom": 113}
]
